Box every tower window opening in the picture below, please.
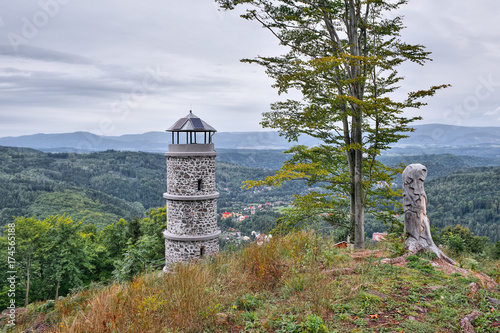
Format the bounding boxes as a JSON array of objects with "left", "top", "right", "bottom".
[
  {"left": 198, "top": 179, "right": 202, "bottom": 191},
  {"left": 200, "top": 246, "right": 205, "bottom": 258}
]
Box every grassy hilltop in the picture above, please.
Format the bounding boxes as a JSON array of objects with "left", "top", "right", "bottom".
[{"left": 4, "top": 231, "right": 499, "bottom": 333}]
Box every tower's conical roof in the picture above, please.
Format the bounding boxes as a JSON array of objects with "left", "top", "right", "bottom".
[{"left": 167, "top": 111, "right": 217, "bottom": 132}]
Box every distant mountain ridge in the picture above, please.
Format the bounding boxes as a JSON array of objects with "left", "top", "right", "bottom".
[
  {"left": 0, "top": 131, "right": 321, "bottom": 152},
  {"left": 394, "top": 124, "right": 500, "bottom": 146},
  {"left": 390, "top": 124, "right": 500, "bottom": 158},
  {"left": 1, "top": 124, "right": 499, "bottom": 157}
]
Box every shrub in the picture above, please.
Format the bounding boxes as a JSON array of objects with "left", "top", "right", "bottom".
[
  {"left": 234, "top": 294, "right": 263, "bottom": 311},
  {"left": 492, "top": 241, "right": 500, "bottom": 259}
]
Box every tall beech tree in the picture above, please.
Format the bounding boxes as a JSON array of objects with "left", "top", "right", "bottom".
[
  {"left": 15, "top": 217, "right": 50, "bottom": 306},
  {"left": 44, "top": 216, "right": 93, "bottom": 301},
  {"left": 217, "top": 0, "right": 447, "bottom": 248}
]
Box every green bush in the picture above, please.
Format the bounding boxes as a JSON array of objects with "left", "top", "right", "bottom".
[
  {"left": 272, "top": 314, "right": 328, "bottom": 333},
  {"left": 406, "top": 255, "right": 436, "bottom": 275},
  {"left": 492, "top": 241, "right": 500, "bottom": 259},
  {"left": 440, "top": 224, "right": 491, "bottom": 254},
  {"left": 234, "top": 294, "right": 263, "bottom": 311},
  {"left": 301, "top": 314, "right": 328, "bottom": 333}
]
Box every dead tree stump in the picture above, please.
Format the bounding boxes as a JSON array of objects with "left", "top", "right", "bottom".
[{"left": 402, "top": 164, "right": 455, "bottom": 265}]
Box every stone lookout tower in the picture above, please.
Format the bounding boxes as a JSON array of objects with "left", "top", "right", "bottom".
[{"left": 163, "top": 111, "right": 220, "bottom": 271}]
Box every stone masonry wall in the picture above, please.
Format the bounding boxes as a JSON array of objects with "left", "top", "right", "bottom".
[
  {"left": 164, "top": 238, "right": 219, "bottom": 268},
  {"left": 164, "top": 151, "right": 219, "bottom": 271},
  {"left": 166, "top": 198, "right": 218, "bottom": 236},
  {"left": 166, "top": 156, "right": 216, "bottom": 196}
]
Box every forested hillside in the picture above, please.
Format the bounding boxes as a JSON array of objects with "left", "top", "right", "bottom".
[
  {"left": 0, "top": 146, "right": 499, "bottom": 241},
  {"left": 0, "top": 147, "right": 302, "bottom": 230},
  {"left": 380, "top": 154, "right": 500, "bottom": 183},
  {"left": 0, "top": 147, "right": 154, "bottom": 229},
  {"left": 217, "top": 149, "right": 500, "bottom": 176},
  {"left": 426, "top": 167, "right": 500, "bottom": 242}
]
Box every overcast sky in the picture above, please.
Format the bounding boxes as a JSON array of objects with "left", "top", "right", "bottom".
[{"left": 1, "top": 0, "right": 499, "bottom": 137}]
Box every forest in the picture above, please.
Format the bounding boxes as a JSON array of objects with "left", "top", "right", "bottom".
[
  {"left": 0, "top": 146, "right": 302, "bottom": 231},
  {"left": 1, "top": 146, "right": 499, "bottom": 240},
  {"left": 0, "top": 208, "right": 167, "bottom": 309}
]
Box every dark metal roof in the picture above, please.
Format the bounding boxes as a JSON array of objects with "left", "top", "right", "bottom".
[{"left": 166, "top": 111, "right": 217, "bottom": 132}]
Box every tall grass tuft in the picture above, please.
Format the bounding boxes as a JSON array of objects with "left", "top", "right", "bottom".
[{"left": 240, "top": 238, "right": 285, "bottom": 289}]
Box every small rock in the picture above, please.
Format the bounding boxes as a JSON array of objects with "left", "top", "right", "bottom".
[
  {"left": 428, "top": 285, "right": 444, "bottom": 290},
  {"left": 415, "top": 306, "right": 426, "bottom": 313},
  {"left": 487, "top": 296, "right": 500, "bottom": 307},
  {"left": 431, "top": 262, "right": 440, "bottom": 267},
  {"left": 468, "top": 282, "right": 481, "bottom": 295},
  {"left": 366, "top": 290, "right": 388, "bottom": 299},
  {"left": 408, "top": 316, "right": 416, "bottom": 321},
  {"left": 459, "top": 310, "right": 482, "bottom": 333},
  {"left": 215, "top": 313, "right": 229, "bottom": 325}
]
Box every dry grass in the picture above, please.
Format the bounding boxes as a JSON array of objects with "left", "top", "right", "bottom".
[{"left": 50, "top": 263, "right": 222, "bottom": 333}]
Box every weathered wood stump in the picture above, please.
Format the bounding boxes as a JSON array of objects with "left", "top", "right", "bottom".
[{"left": 403, "top": 164, "right": 455, "bottom": 265}]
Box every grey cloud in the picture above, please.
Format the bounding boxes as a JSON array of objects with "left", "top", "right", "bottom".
[
  {"left": 0, "top": 44, "right": 94, "bottom": 65},
  {"left": 0, "top": 59, "right": 241, "bottom": 111}
]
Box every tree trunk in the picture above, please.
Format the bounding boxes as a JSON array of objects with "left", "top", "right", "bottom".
[
  {"left": 346, "top": 138, "right": 357, "bottom": 244},
  {"left": 346, "top": 115, "right": 365, "bottom": 249},
  {"left": 55, "top": 280, "right": 60, "bottom": 302},
  {"left": 349, "top": 191, "right": 355, "bottom": 242},
  {"left": 347, "top": 0, "right": 365, "bottom": 249},
  {"left": 353, "top": 116, "right": 365, "bottom": 249},
  {"left": 354, "top": 190, "right": 365, "bottom": 248}
]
